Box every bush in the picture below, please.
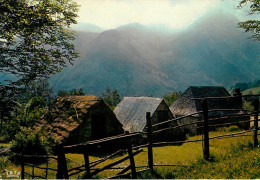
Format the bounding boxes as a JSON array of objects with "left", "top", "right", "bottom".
[
  {"left": 9, "top": 127, "right": 56, "bottom": 164},
  {"left": 243, "top": 101, "right": 254, "bottom": 111},
  {"left": 0, "top": 156, "right": 10, "bottom": 170}
]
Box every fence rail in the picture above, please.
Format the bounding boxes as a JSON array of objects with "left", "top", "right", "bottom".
[
  {"left": 19, "top": 95, "right": 260, "bottom": 179},
  {"left": 20, "top": 155, "right": 58, "bottom": 179}
]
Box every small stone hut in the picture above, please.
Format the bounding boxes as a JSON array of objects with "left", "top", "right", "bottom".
[
  {"left": 170, "top": 86, "right": 250, "bottom": 135},
  {"left": 36, "top": 95, "right": 124, "bottom": 146},
  {"left": 114, "top": 97, "right": 185, "bottom": 141}
]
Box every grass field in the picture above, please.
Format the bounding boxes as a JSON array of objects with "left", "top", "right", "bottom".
[
  {"left": 243, "top": 87, "right": 260, "bottom": 95},
  {"left": 1, "top": 126, "right": 260, "bottom": 179}
]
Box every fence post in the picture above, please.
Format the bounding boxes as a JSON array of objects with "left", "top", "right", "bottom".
[
  {"left": 84, "top": 150, "right": 91, "bottom": 178},
  {"left": 57, "top": 152, "right": 62, "bottom": 179},
  {"left": 253, "top": 98, "right": 259, "bottom": 147},
  {"left": 56, "top": 146, "right": 69, "bottom": 179},
  {"left": 32, "top": 166, "right": 35, "bottom": 179},
  {"left": 202, "top": 98, "right": 210, "bottom": 161},
  {"left": 146, "top": 112, "right": 153, "bottom": 170},
  {"left": 125, "top": 132, "right": 137, "bottom": 179},
  {"left": 21, "top": 154, "right": 25, "bottom": 179},
  {"left": 45, "top": 158, "right": 48, "bottom": 179}
]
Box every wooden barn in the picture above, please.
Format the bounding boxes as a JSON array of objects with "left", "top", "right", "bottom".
[
  {"left": 114, "top": 97, "right": 185, "bottom": 141},
  {"left": 170, "top": 86, "right": 250, "bottom": 135},
  {"left": 36, "top": 95, "right": 124, "bottom": 146}
]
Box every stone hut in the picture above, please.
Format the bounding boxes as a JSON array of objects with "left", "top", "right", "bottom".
[
  {"left": 36, "top": 95, "right": 124, "bottom": 146},
  {"left": 170, "top": 86, "right": 250, "bottom": 135},
  {"left": 114, "top": 97, "right": 185, "bottom": 142}
]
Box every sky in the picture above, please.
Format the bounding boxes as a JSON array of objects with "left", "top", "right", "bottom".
[{"left": 73, "top": 0, "right": 254, "bottom": 31}]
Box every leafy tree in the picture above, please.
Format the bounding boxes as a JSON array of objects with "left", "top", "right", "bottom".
[
  {"left": 101, "top": 87, "right": 121, "bottom": 110},
  {"left": 0, "top": 95, "right": 47, "bottom": 142},
  {"left": 18, "top": 78, "right": 54, "bottom": 105},
  {"left": 58, "top": 88, "right": 85, "bottom": 97},
  {"left": 0, "top": 79, "right": 53, "bottom": 138},
  {"left": 163, "top": 91, "right": 182, "bottom": 106},
  {"left": 0, "top": 86, "right": 19, "bottom": 136},
  {"left": 19, "top": 96, "right": 47, "bottom": 125},
  {"left": 69, "top": 88, "right": 85, "bottom": 96},
  {"left": 58, "top": 90, "right": 69, "bottom": 97},
  {"left": 0, "top": 0, "right": 79, "bottom": 135},
  {"left": 0, "top": 0, "right": 79, "bottom": 87},
  {"left": 238, "top": 0, "right": 260, "bottom": 41},
  {"left": 10, "top": 127, "right": 57, "bottom": 164}
]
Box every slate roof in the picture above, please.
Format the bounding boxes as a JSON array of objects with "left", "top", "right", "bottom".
[
  {"left": 114, "top": 97, "right": 163, "bottom": 132},
  {"left": 170, "top": 86, "right": 246, "bottom": 117}
]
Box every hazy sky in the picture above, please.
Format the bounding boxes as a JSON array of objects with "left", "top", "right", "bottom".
[{"left": 75, "top": 0, "right": 253, "bottom": 30}]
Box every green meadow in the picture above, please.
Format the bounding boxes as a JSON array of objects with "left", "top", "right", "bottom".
[{"left": 1, "top": 126, "right": 260, "bottom": 179}]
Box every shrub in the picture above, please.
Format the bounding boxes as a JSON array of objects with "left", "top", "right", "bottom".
[
  {"left": 243, "top": 101, "right": 254, "bottom": 111},
  {"left": 0, "top": 156, "right": 9, "bottom": 170},
  {"left": 9, "top": 127, "right": 56, "bottom": 164}
]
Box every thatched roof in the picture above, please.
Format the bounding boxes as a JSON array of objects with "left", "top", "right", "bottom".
[
  {"left": 170, "top": 86, "right": 245, "bottom": 117},
  {"left": 36, "top": 95, "right": 104, "bottom": 143},
  {"left": 114, "top": 97, "right": 164, "bottom": 132}
]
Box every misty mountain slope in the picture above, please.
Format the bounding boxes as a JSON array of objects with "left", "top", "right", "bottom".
[
  {"left": 50, "top": 13, "right": 260, "bottom": 96},
  {"left": 160, "top": 13, "right": 260, "bottom": 90},
  {"left": 51, "top": 29, "right": 175, "bottom": 96},
  {"left": 74, "top": 31, "right": 100, "bottom": 58}
]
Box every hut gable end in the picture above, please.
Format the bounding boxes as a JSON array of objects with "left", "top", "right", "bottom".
[
  {"left": 170, "top": 87, "right": 198, "bottom": 116},
  {"left": 170, "top": 86, "right": 250, "bottom": 135},
  {"left": 114, "top": 97, "right": 171, "bottom": 132},
  {"left": 36, "top": 95, "right": 123, "bottom": 145}
]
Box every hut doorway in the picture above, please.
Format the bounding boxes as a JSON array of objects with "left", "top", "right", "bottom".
[
  {"left": 158, "top": 110, "right": 169, "bottom": 128},
  {"left": 91, "top": 114, "right": 107, "bottom": 139}
]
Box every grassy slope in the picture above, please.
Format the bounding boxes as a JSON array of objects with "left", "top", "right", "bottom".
[
  {"left": 243, "top": 87, "right": 260, "bottom": 95},
  {"left": 139, "top": 144, "right": 260, "bottom": 179},
  {"left": 1, "top": 127, "right": 260, "bottom": 179}
]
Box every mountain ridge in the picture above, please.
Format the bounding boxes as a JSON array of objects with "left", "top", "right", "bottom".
[{"left": 50, "top": 13, "right": 260, "bottom": 97}]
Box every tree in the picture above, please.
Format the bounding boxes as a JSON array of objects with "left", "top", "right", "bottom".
[
  {"left": 238, "top": 0, "right": 260, "bottom": 41},
  {"left": 0, "top": 85, "right": 19, "bottom": 136},
  {"left": 58, "top": 88, "right": 85, "bottom": 97},
  {"left": 10, "top": 127, "right": 57, "bottom": 164},
  {"left": 0, "top": 0, "right": 79, "bottom": 138},
  {"left": 69, "top": 88, "right": 85, "bottom": 96},
  {"left": 163, "top": 91, "right": 182, "bottom": 106},
  {"left": 101, "top": 87, "right": 121, "bottom": 110},
  {"left": 18, "top": 78, "right": 54, "bottom": 105},
  {"left": 0, "top": 0, "right": 79, "bottom": 87}
]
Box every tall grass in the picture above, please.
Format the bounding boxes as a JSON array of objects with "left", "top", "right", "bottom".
[
  {"left": 143, "top": 141, "right": 260, "bottom": 179},
  {"left": 1, "top": 126, "right": 259, "bottom": 179}
]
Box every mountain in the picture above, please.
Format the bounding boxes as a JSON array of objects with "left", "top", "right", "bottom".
[
  {"left": 50, "top": 13, "right": 260, "bottom": 97},
  {"left": 159, "top": 13, "right": 260, "bottom": 90},
  {"left": 51, "top": 28, "right": 175, "bottom": 96}
]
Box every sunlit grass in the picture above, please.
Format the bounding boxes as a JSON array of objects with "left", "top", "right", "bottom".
[
  {"left": 148, "top": 141, "right": 260, "bottom": 179},
  {"left": 0, "top": 143, "right": 11, "bottom": 148},
  {"left": 1, "top": 126, "right": 260, "bottom": 179}
]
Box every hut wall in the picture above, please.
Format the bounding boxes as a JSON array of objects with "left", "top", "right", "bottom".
[
  {"left": 206, "top": 115, "right": 250, "bottom": 132},
  {"left": 175, "top": 115, "right": 198, "bottom": 136},
  {"left": 151, "top": 102, "right": 174, "bottom": 125},
  {"left": 88, "top": 102, "right": 124, "bottom": 139},
  {"left": 151, "top": 102, "right": 185, "bottom": 141},
  {"left": 181, "top": 115, "right": 251, "bottom": 136},
  {"left": 63, "top": 102, "right": 124, "bottom": 145},
  {"left": 65, "top": 117, "right": 92, "bottom": 145}
]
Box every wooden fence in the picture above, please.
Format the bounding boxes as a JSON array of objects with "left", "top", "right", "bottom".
[
  {"left": 20, "top": 155, "right": 58, "bottom": 179},
  {"left": 20, "top": 95, "right": 260, "bottom": 179}
]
